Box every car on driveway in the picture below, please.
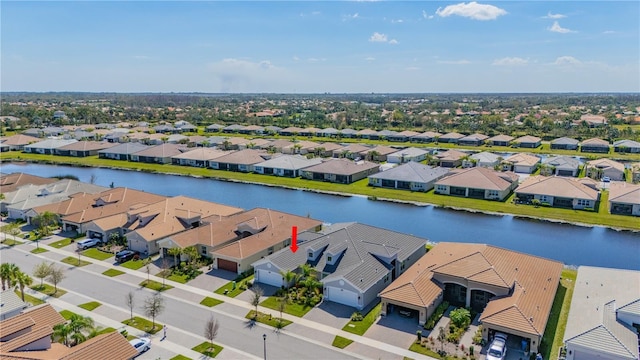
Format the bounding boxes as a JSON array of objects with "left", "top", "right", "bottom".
[
  {"left": 76, "top": 238, "right": 102, "bottom": 250},
  {"left": 115, "top": 249, "right": 138, "bottom": 263},
  {"left": 129, "top": 337, "right": 151, "bottom": 354},
  {"left": 486, "top": 333, "right": 508, "bottom": 360},
  {"left": 602, "top": 176, "right": 611, "bottom": 182}
]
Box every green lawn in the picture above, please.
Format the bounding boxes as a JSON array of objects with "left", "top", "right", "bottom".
[
  {"left": 192, "top": 341, "right": 223, "bottom": 358},
  {"left": 119, "top": 259, "right": 146, "bottom": 270},
  {"left": 50, "top": 238, "right": 73, "bottom": 248},
  {"left": 78, "top": 301, "right": 102, "bottom": 311},
  {"left": 2, "top": 238, "right": 22, "bottom": 246},
  {"left": 82, "top": 248, "right": 114, "bottom": 260},
  {"left": 260, "top": 296, "right": 315, "bottom": 317},
  {"left": 15, "top": 290, "right": 45, "bottom": 306},
  {"left": 60, "top": 310, "right": 79, "bottom": 320},
  {"left": 332, "top": 336, "right": 354, "bottom": 349},
  {"left": 245, "top": 310, "right": 293, "bottom": 328},
  {"left": 139, "top": 279, "right": 174, "bottom": 292},
  {"left": 30, "top": 284, "right": 67, "bottom": 298},
  {"left": 214, "top": 275, "right": 254, "bottom": 298},
  {"left": 156, "top": 269, "right": 189, "bottom": 284},
  {"left": 200, "top": 297, "right": 224, "bottom": 307},
  {"left": 342, "top": 303, "right": 381, "bottom": 336},
  {"left": 30, "top": 247, "right": 48, "bottom": 254},
  {"left": 61, "top": 256, "right": 91, "bottom": 267},
  {"left": 122, "top": 316, "right": 163, "bottom": 334},
  {"left": 102, "top": 268, "right": 125, "bottom": 277},
  {"left": 542, "top": 269, "right": 577, "bottom": 360},
  {"left": 95, "top": 327, "right": 117, "bottom": 336},
  {"left": 170, "top": 355, "right": 192, "bottom": 360},
  {"left": 409, "top": 342, "right": 450, "bottom": 359}
]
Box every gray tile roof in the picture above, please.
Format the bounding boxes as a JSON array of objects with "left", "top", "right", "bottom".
[
  {"left": 254, "top": 155, "right": 322, "bottom": 170},
  {"left": 551, "top": 137, "right": 579, "bottom": 145},
  {"left": 388, "top": 147, "right": 429, "bottom": 158},
  {"left": 369, "top": 162, "right": 450, "bottom": 183},
  {"left": 543, "top": 156, "right": 581, "bottom": 170},
  {"left": 0, "top": 290, "right": 27, "bottom": 318},
  {"left": 303, "top": 158, "right": 379, "bottom": 176},
  {"left": 99, "top": 142, "right": 150, "bottom": 155},
  {"left": 254, "top": 223, "right": 427, "bottom": 292}
]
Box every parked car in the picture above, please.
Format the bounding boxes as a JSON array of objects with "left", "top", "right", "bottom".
[
  {"left": 115, "top": 249, "right": 138, "bottom": 263},
  {"left": 602, "top": 176, "right": 611, "bottom": 182},
  {"left": 129, "top": 337, "right": 151, "bottom": 354},
  {"left": 76, "top": 238, "right": 102, "bottom": 250},
  {"left": 486, "top": 333, "right": 508, "bottom": 360}
]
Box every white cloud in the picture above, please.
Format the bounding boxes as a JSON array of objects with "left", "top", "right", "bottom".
[
  {"left": 436, "top": 2, "right": 507, "bottom": 21},
  {"left": 543, "top": 12, "right": 566, "bottom": 19},
  {"left": 548, "top": 21, "right": 575, "bottom": 33},
  {"left": 554, "top": 56, "right": 581, "bottom": 66},
  {"left": 391, "top": 19, "right": 404, "bottom": 24},
  {"left": 342, "top": 13, "right": 359, "bottom": 21},
  {"left": 365, "top": 57, "right": 376, "bottom": 61},
  {"left": 493, "top": 57, "right": 528, "bottom": 66},
  {"left": 307, "top": 58, "right": 327, "bottom": 63},
  {"left": 389, "top": 39, "right": 398, "bottom": 45},
  {"left": 369, "top": 32, "right": 388, "bottom": 42},
  {"left": 437, "top": 60, "right": 471, "bottom": 65},
  {"left": 422, "top": 10, "right": 434, "bottom": 19},
  {"left": 207, "top": 58, "right": 288, "bottom": 92}
]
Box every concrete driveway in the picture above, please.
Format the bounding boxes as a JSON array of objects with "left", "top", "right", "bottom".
[
  {"left": 364, "top": 311, "right": 422, "bottom": 349},
  {"left": 303, "top": 300, "right": 353, "bottom": 328}
]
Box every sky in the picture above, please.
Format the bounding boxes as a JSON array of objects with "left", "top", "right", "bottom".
[{"left": 1, "top": 1, "right": 639, "bottom": 93}]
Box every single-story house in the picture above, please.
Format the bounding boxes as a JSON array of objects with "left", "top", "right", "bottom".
[
  {"left": 339, "top": 128, "right": 358, "bottom": 138},
  {"left": 541, "top": 156, "right": 581, "bottom": 177},
  {"left": 379, "top": 242, "right": 563, "bottom": 354},
  {"left": 575, "top": 114, "right": 607, "bottom": 127},
  {"left": 435, "top": 149, "right": 468, "bottom": 168},
  {"left": 219, "top": 137, "right": 250, "bottom": 150},
  {"left": 585, "top": 158, "right": 626, "bottom": 181},
  {"left": 515, "top": 176, "right": 600, "bottom": 210},
  {"left": 253, "top": 155, "right": 322, "bottom": 177},
  {"left": 299, "top": 127, "right": 321, "bottom": 137},
  {"left": 486, "top": 134, "right": 514, "bottom": 147},
  {"left": 160, "top": 208, "right": 322, "bottom": 274},
  {"left": 264, "top": 125, "right": 282, "bottom": 135},
  {"left": 260, "top": 139, "right": 293, "bottom": 153},
  {"left": 550, "top": 137, "right": 579, "bottom": 150},
  {"left": 608, "top": 182, "right": 640, "bottom": 216},
  {"left": 333, "top": 144, "right": 371, "bottom": 159},
  {"left": 377, "top": 129, "right": 398, "bottom": 140},
  {"left": 368, "top": 162, "right": 449, "bottom": 192},
  {"left": 129, "top": 143, "right": 188, "bottom": 164},
  {"left": 253, "top": 222, "right": 427, "bottom": 310},
  {"left": 466, "top": 152, "right": 501, "bottom": 168},
  {"left": 356, "top": 129, "right": 380, "bottom": 140},
  {"left": 0, "top": 173, "right": 57, "bottom": 194},
  {"left": 411, "top": 131, "right": 441, "bottom": 144},
  {"left": 238, "top": 125, "right": 265, "bottom": 135},
  {"left": 205, "top": 124, "right": 224, "bottom": 133},
  {"left": 98, "top": 142, "right": 150, "bottom": 160},
  {"left": 513, "top": 135, "right": 542, "bottom": 148},
  {"left": 613, "top": 139, "right": 640, "bottom": 153},
  {"left": 208, "top": 149, "right": 272, "bottom": 173},
  {"left": 278, "top": 127, "right": 304, "bottom": 136},
  {"left": 318, "top": 128, "right": 339, "bottom": 137},
  {"left": 580, "top": 138, "right": 610, "bottom": 153},
  {"left": 501, "top": 153, "right": 540, "bottom": 174},
  {"left": 387, "top": 147, "right": 429, "bottom": 164},
  {"left": 0, "top": 134, "right": 41, "bottom": 151},
  {"left": 23, "top": 139, "right": 78, "bottom": 155},
  {"left": 563, "top": 266, "right": 640, "bottom": 360},
  {"left": 282, "top": 140, "right": 319, "bottom": 155},
  {"left": 313, "top": 142, "right": 345, "bottom": 157},
  {"left": 222, "top": 124, "right": 245, "bottom": 133},
  {"left": 171, "top": 148, "right": 229, "bottom": 167},
  {"left": 434, "top": 167, "right": 519, "bottom": 201},
  {"left": 387, "top": 130, "right": 420, "bottom": 142},
  {"left": 0, "top": 290, "right": 28, "bottom": 320},
  {"left": 54, "top": 140, "right": 114, "bottom": 157},
  {"left": 358, "top": 145, "right": 396, "bottom": 162},
  {"left": 437, "top": 132, "right": 465, "bottom": 144},
  {"left": 458, "top": 133, "right": 489, "bottom": 147},
  {"left": 301, "top": 158, "right": 380, "bottom": 184}
]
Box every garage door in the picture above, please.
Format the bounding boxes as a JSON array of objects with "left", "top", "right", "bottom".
[
  {"left": 326, "top": 286, "right": 359, "bottom": 308},
  {"left": 217, "top": 259, "right": 237, "bottom": 273},
  {"left": 557, "top": 170, "right": 574, "bottom": 177},
  {"left": 573, "top": 349, "right": 602, "bottom": 360},
  {"left": 256, "top": 269, "right": 283, "bottom": 288}
]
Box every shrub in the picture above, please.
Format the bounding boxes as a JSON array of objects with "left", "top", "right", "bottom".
[
  {"left": 424, "top": 301, "right": 449, "bottom": 330},
  {"left": 469, "top": 346, "right": 474, "bottom": 355},
  {"left": 472, "top": 326, "right": 483, "bottom": 345},
  {"left": 449, "top": 308, "right": 471, "bottom": 328},
  {"left": 351, "top": 312, "right": 364, "bottom": 321}
]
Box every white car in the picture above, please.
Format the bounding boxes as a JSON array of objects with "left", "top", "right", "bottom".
[
  {"left": 129, "top": 337, "right": 151, "bottom": 354},
  {"left": 486, "top": 333, "right": 508, "bottom": 360},
  {"left": 76, "top": 238, "right": 101, "bottom": 250}
]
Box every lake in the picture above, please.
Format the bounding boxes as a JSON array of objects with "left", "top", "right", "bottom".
[{"left": 2, "top": 162, "right": 638, "bottom": 270}]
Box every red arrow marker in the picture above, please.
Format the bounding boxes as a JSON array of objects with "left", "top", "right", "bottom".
[{"left": 290, "top": 226, "right": 298, "bottom": 253}]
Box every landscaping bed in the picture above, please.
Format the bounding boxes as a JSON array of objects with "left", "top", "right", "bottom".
[
  {"left": 342, "top": 303, "right": 381, "bottom": 336},
  {"left": 122, "top": 316, "right": 162, "bottom": 334},
  {"left": 192, "top": 341, "right": 223, "bottom": 358}
]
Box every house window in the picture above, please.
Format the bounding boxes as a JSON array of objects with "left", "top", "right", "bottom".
[
  {"left": 540, "top": 195, "right": 547, "bottom": 202},
  {"left": 308, "top": 252, "right": 313, "bottom": 258},
  {"left": 268, "top": 246, "right": 274, "bottom": 255},
  {"left": 201, "top": 247, "right": 207, "bottom": 255},
  {"left": 327, "top": 256, "right": 332, "bottom": 262},
  {"left": 488, "top": 190, "right": 499, "bottom": 197},
  {"left": 436, "top": 185, "right": 447, "bottom": 192},
  {"left": 577, "top": 199, "right": 590, "bottom": 206}
]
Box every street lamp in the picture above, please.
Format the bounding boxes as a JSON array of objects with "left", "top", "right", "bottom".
[{"left": 262, "top": 334, "right": 267, "bottom": 360}]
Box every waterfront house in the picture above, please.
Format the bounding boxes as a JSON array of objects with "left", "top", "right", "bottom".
[
  {"left": 0, "top": 134, "right": 41, "bottom": 151},
  {"left": 387, "top": 130, "right": 420, "bottom": 142},
  {"left": 171, "top": 147, "right": 230, "bottom": 167},
  {"left": 608, "top": 182, "right": 640, "bottom": 216},
  {"left": 0, "top": 173, "right": 57, "bottom": 194},
  {"left": 23, "top": 139, "right": 78, "bottom": 155},
  {"left": 359, "top": 145, "right": 396, "bottom": 162},
  {"left": 339, "top": 128, "right": 358, "bottom": 138},
  {"left": 129, "top": 143, "right": 187, "bottom": 164},
  {"left": 563, "top": 266, "right": 639, "bottom": 360},
  {"left": 379, "top": 242, "right": 562, "bottom": 355},
  {"left": 550, "top": 137, "right": 579, "bottom": 150},
  {"left": 368, "top": 162, "right": 449, "bottom": 191},
  {"left": 437, "top": 132, "right": 465, "bottom": 144},
  {"left": 253, "top": 155, "right": 322, "bottom": 177},
  {"left": 502, "top": 153, "right": 540, "bottom": 173},
  {"left": 580, "top": 138, "right": 610, "bottom": 153},
  {"left": 411, "top": 131, "right": 441, "bottom": 144},
  {"left": 301, "top": 158, "right": 380, "bottom": 184},
  {"left": 208, "top": 149, "right": 271, "bottom": 172},
  {"left": 98, "top": 142, "right": 150, "bottom": 161},
  {"left": 585, "top": 158, "right": 625, "bottom": 181},
  {"left": 515, "top": 176, "right": 600, "bottom": 210},
  {"left": 435, "top": 149, "right": 468, "bottom": 168},
  {"left": 161, "top": 208, "right": 322, "bottom": 274},
  {"left": 387, "top": 147, "right": 429, "bottom": 164},
  {"left": 613, "top": 139, "right": 640, "bottom": 153},
  {"left": 253, "top": 222, "right": 427, "bottom": 310},
  {"left": 458, "top": 133, "right": 489, "bottom": 146},
  {"left": 434, "top": 167, "right": 518, "bottom": 201},
  {"left": 513, "top": 135, "right": 542, "bottom": 148},
  {"left": 541, "top": 156, "right": 581, "bottom": 177},
  {"left": 205, "top": 124, "right": 224, "bottom": 133},
  {"left": 318, "top": 127, "right": 339, "bottom": 137},
  {"left": 356, "top": 128, "right": 380, "bottom": 140},
  {"left": 278, "top": 127, "right": 304, "bottom": 136},
  {"left": 487, "top": 134, "right": 514, "bottom": 147},
  {"left": 467, "top": 151, "right": 501, "bottom": 168},
  {"left": 54, "top": 140, "right": 114, "bottom": 157}
]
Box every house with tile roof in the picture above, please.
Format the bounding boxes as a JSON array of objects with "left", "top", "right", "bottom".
[
  {"left": 368, "top": 162, "right": 450, "bottom": 192},
  {"left": 54, "top": 141, "right": 115, "bottom": 157},
  {"left": 513, "top": 135, "right": 542, "bottom": 148},
  {"left": 333, "top": 143, "right": 371, "bottom": 159},
  {"left": 502, "top": 153, "right": 541, "bottom": 174},
  {"left": 608, "top": 182, "right": 640, "bottom": 216},
  {"left": 437, "top": 132, "right": 465, "bottom": 144},
  {"left": 313, "top": 142, "right": 345, "bottom": 157},
  {"left": 550, "top": 137, "right": 579, "bottom": 150},
  {"left": 580, "top": 138, "right": 610, "bottom": 153},
  {"left": 171, "top": 148, "right": 230, "bottom": 167},
  {"left": 253, "top": 222, "right": 427, "bottom": 310},
  {"left": 339, "top": 128, "right": 358, "bottom": 138},
  {"left": 129, "top": 143, "right": 188, "bottom": 164},
  {"left": 613, "top": 139, "right": 640, "bottom": 153},
  {"left": 458, "top": 133, "right": 489, "bottom": 147},
  {"left": 356, "top": 129, "right": 380, "bottom": 140},
  {"left": 467, "top": 152, "right": 501, "bottom": 168},
  {"left": 98, "top": 143, "right": 150, "bottom": 161},
  {"left": 379, "top": 242, "right": 563, "bottom": 354},
  {"left": 411, "top": 131, "right": 441, "bottom": 144},
  {"left": 541, "top": 156, "right": 581, "bottom": 177},
  {"left": 205, "top": 124, "right": 224, "bottom": 133},
  {"left": 208, "top": 149, "right": 272, "bottom": 173},
  {"left": 387, "top": 147, "right": 430, "bottom": 164},
  {"left": 278, "top": 127, "right": 304, "bottom": 136},
  {"left": 282, "top": 140, "right": 319, "bottom": 155},
  {"left": 387, "top": 130, "right": 420, "bottom": 142},
  {"left": 23, "top": 139, "right": 78, "bottom": 155},
  {"left": 160, "top": 208, "right": 322, "bottom": 274},
  {"left": 253, "top": 155, "right": 322, "bottom": 177},
  {"left": 301, "top": 158, "right": 380, "bottom": 184},
  {"left": 0, "top": 173, "right": 57, "bottom": 194},
  {"left": 563, "top": 266, "right": 639, "bottom": 360},
  {"left": 434, "top": 167, "right": 519, "bottom": 201},
  {"left": 487, "top": 134, "right": 514, "bottom": 147},
  {"left": 435, "top": 149, "right": 468, "bottom": 168},
  {"left": 0, "top": 291, "right": 28, "bottom": 321},
  {"left": 318, "top": 127, "right": 339, "bottom": 137},
  {"left": 585, "top": 158, "right": 626, "bottom": 181},
  {"left": 515, "top": 176, "right": 600, "bottom": 209},
  {"left": 0, "top": 134, "right": 41, "bottom": 151},
  {"left": 359, "top": 145, "right": 397, "bottom": 162}
]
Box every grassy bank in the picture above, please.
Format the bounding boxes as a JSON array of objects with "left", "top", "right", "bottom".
[{"left": 3, "top": 152, "right": 638, "bottom": 231}]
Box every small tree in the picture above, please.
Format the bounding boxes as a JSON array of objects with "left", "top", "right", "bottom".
[
  {"left": 143, "top": 293, "right": 165, "bottom": 329},
  {"left": 204, "top": 315, "right": 219, "bottom": 349},
  {"left": 160, "top": 257, "right": 170, "bottom": 287},
  {"left": 250, "top": 286, "right": 264, "bottom": 319},
  {"left": 33, "top": 261, "right": 52, "bottom": 287},
  {"left": 449, "top": 308, "right": 471, "bottom": 329},
  {"left": 12, "top": 270, "right": 33, "bottom": 302},
  {"left": 438, "top": 326, "right": 446, "bottom": 352},
  {"left": 0, "top": 263, "right": 18, "bottom": 291},
  {"left": 167, "top": 247, "right": 182, "bottom": 266},
  {"left": 277, "top": 296, "right": 287, "bottom": 321},
  {"left": 47, "top": 265, "right": 65, "bottom": 293},
  {"left": 125, "top": 291, "right": 135, "bottom": 320}
]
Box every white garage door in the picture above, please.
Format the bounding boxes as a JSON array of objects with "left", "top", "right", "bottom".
[
  {"left": 256, "top": 269, "right": 283, "bottom": 288},
  {"left": 326, "top": 286, "right": 359, "bottom": 308}
]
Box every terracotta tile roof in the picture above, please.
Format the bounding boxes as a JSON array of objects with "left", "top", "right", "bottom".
[
  {"left": 212, "top": 149, "right": 270, "bottom": 165},
  {"left": 302, "top": 158, "right": 380, "bottom": 176},
  {"left": 516, "top": 176, "right": 600, "bottom": 200},
  {"left": 0, "top": 173, "right": 56, "bottom": 193},
  {"left": 487, "top": 134, "right": 514, "bottom": 142},
  {"left": 586, "top": 158, "right": 625, "bottom": 172},
  {"left": 0, "top": 305, "right": 64, "bottom": 340},
  {"left": 514, "top": 135, "right": 541, "bottom": 144},
  {"left": 581, "top": 137, "right": 609, "bottom": 146},
  {"left": 58, "top": 332, "right": 137, "bottom": 360},
  {"left": 0, "top": 135, "right": 41, "bottom": 146},
  {"left": 436, "top": 149, "right": 468, "bottom": 161},
  {"left": 503, "top": 153, "right": 540, "bottom": 167},
  {"left": 56, "top": 141, "right": 115, "bottom": 152},
  {"left": 436, "top": 167, "right": 517, "bottom": 191},
  {"left": 0, "top": 326, "right": 53, "bottom": 353},
  {"left": 608, "top": 182, "right": 640, "bottom": 205}
]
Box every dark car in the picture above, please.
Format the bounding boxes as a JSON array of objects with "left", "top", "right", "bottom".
[{"left": 115, "top": 250, "right": 137, "bottom": 263}]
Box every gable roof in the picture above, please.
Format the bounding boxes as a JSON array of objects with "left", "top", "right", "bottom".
[
  {"left": 0, "top": 135, "right": 41, "bottom": 146},
  {"left": 132, "top": 143, "right": 187, "bottom": 158},
  {"left": 389, "top": 147, "right": 429, "bottom": 158},
  {"left": 24, "top": 139, "right": 78, "bottom": 150},
  {"left": 586, "top": 158, "right": 625, "bottom": 172},
  {"left": 0, "top": 304, "right": 64, "bottom": 340},
  {"left": 581, "top": 137, "right": 610, "bottom": 147},
  {"left": 0, "top": 291, "right": 27, "bottom": 319},
  {"left": 0, "top": 173, "right": 56, "bottom": 194},
  {"left": 551, "top": 137, "right": 579, "bottom": 145},
  {"left": 436, "top": 149, "right": 468, "bottom": 161},
  {"left": 171, "top": 147, "right": 230, "bottom": 161},
  {"left": 487, "top": 134, "right": 514, "bottom": 142},
  {"left": 470, "top": 152, "right": 501, "bottom": 163},
  {"left": 436, "top": 167, "right": 518, "bottom": 191},
  {"left": 459, "top": 133, "right": 489, "bottom": 142},
  {"left": 514, "top": 135, "right": 541, "bottom": 144},
  {"left": 98, "top": 142, "right": 150, "bottom": 155},
  {"left": 439, "top": 132, "right": 465, "bottom": 140},
  {"left": 211, "top": 149, "right": 270, "bottom": 165},
  {"left": 56, "top": 141, "right": 114, "bottom": 152},
  {"left": 614, "top": 139, "right": 640, "bottom": 148},
  {"left": 516, "top": 176, "right": 599, "bottom": 200},
  {"left": 56, "top": 332, "right": 137, "bottom": 360},
  {"left": 302, "top": 158, "right": 379, "bottom": 176},
  {"left": 504, "top": 153, "right": 540, "bottom": 166},
  {"left": 369, "top": 162, "right": 450, "bottom": 183},
  {"left": 608, "top": 182, "right": 640, "bottom": 205},
  {"left": 543, "top": 156, "right": 580, "bottom": 170}
]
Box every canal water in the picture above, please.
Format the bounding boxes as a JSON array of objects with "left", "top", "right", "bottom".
[{"left": 2, "top": 163, "right": 638, "bottom": 270}]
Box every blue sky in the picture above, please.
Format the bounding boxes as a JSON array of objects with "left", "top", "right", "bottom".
[{"left": 2, "top": 1, "right": 639, "bottom": 93}]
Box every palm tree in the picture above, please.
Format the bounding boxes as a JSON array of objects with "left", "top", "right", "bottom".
[
  {"left": 183, "top": 246, "right": 200, "bottom": 267},
  {"left": 298, "top": 263, "right": 315, "bottom": 280},
  {"left": 12, "top": 271, "right": 33, "bottom": 302},
  {"left": 0, "top": 263, "right": 18, "bottom": 291},
  {"left": 279, "top": 269, "right": 297, "bottom": 291},
  {"left": 167, "top": 247, "right": 183, "bottom": 266},
  {"left": 53, "top": 323, "right": 72, "bottom": 346}
]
